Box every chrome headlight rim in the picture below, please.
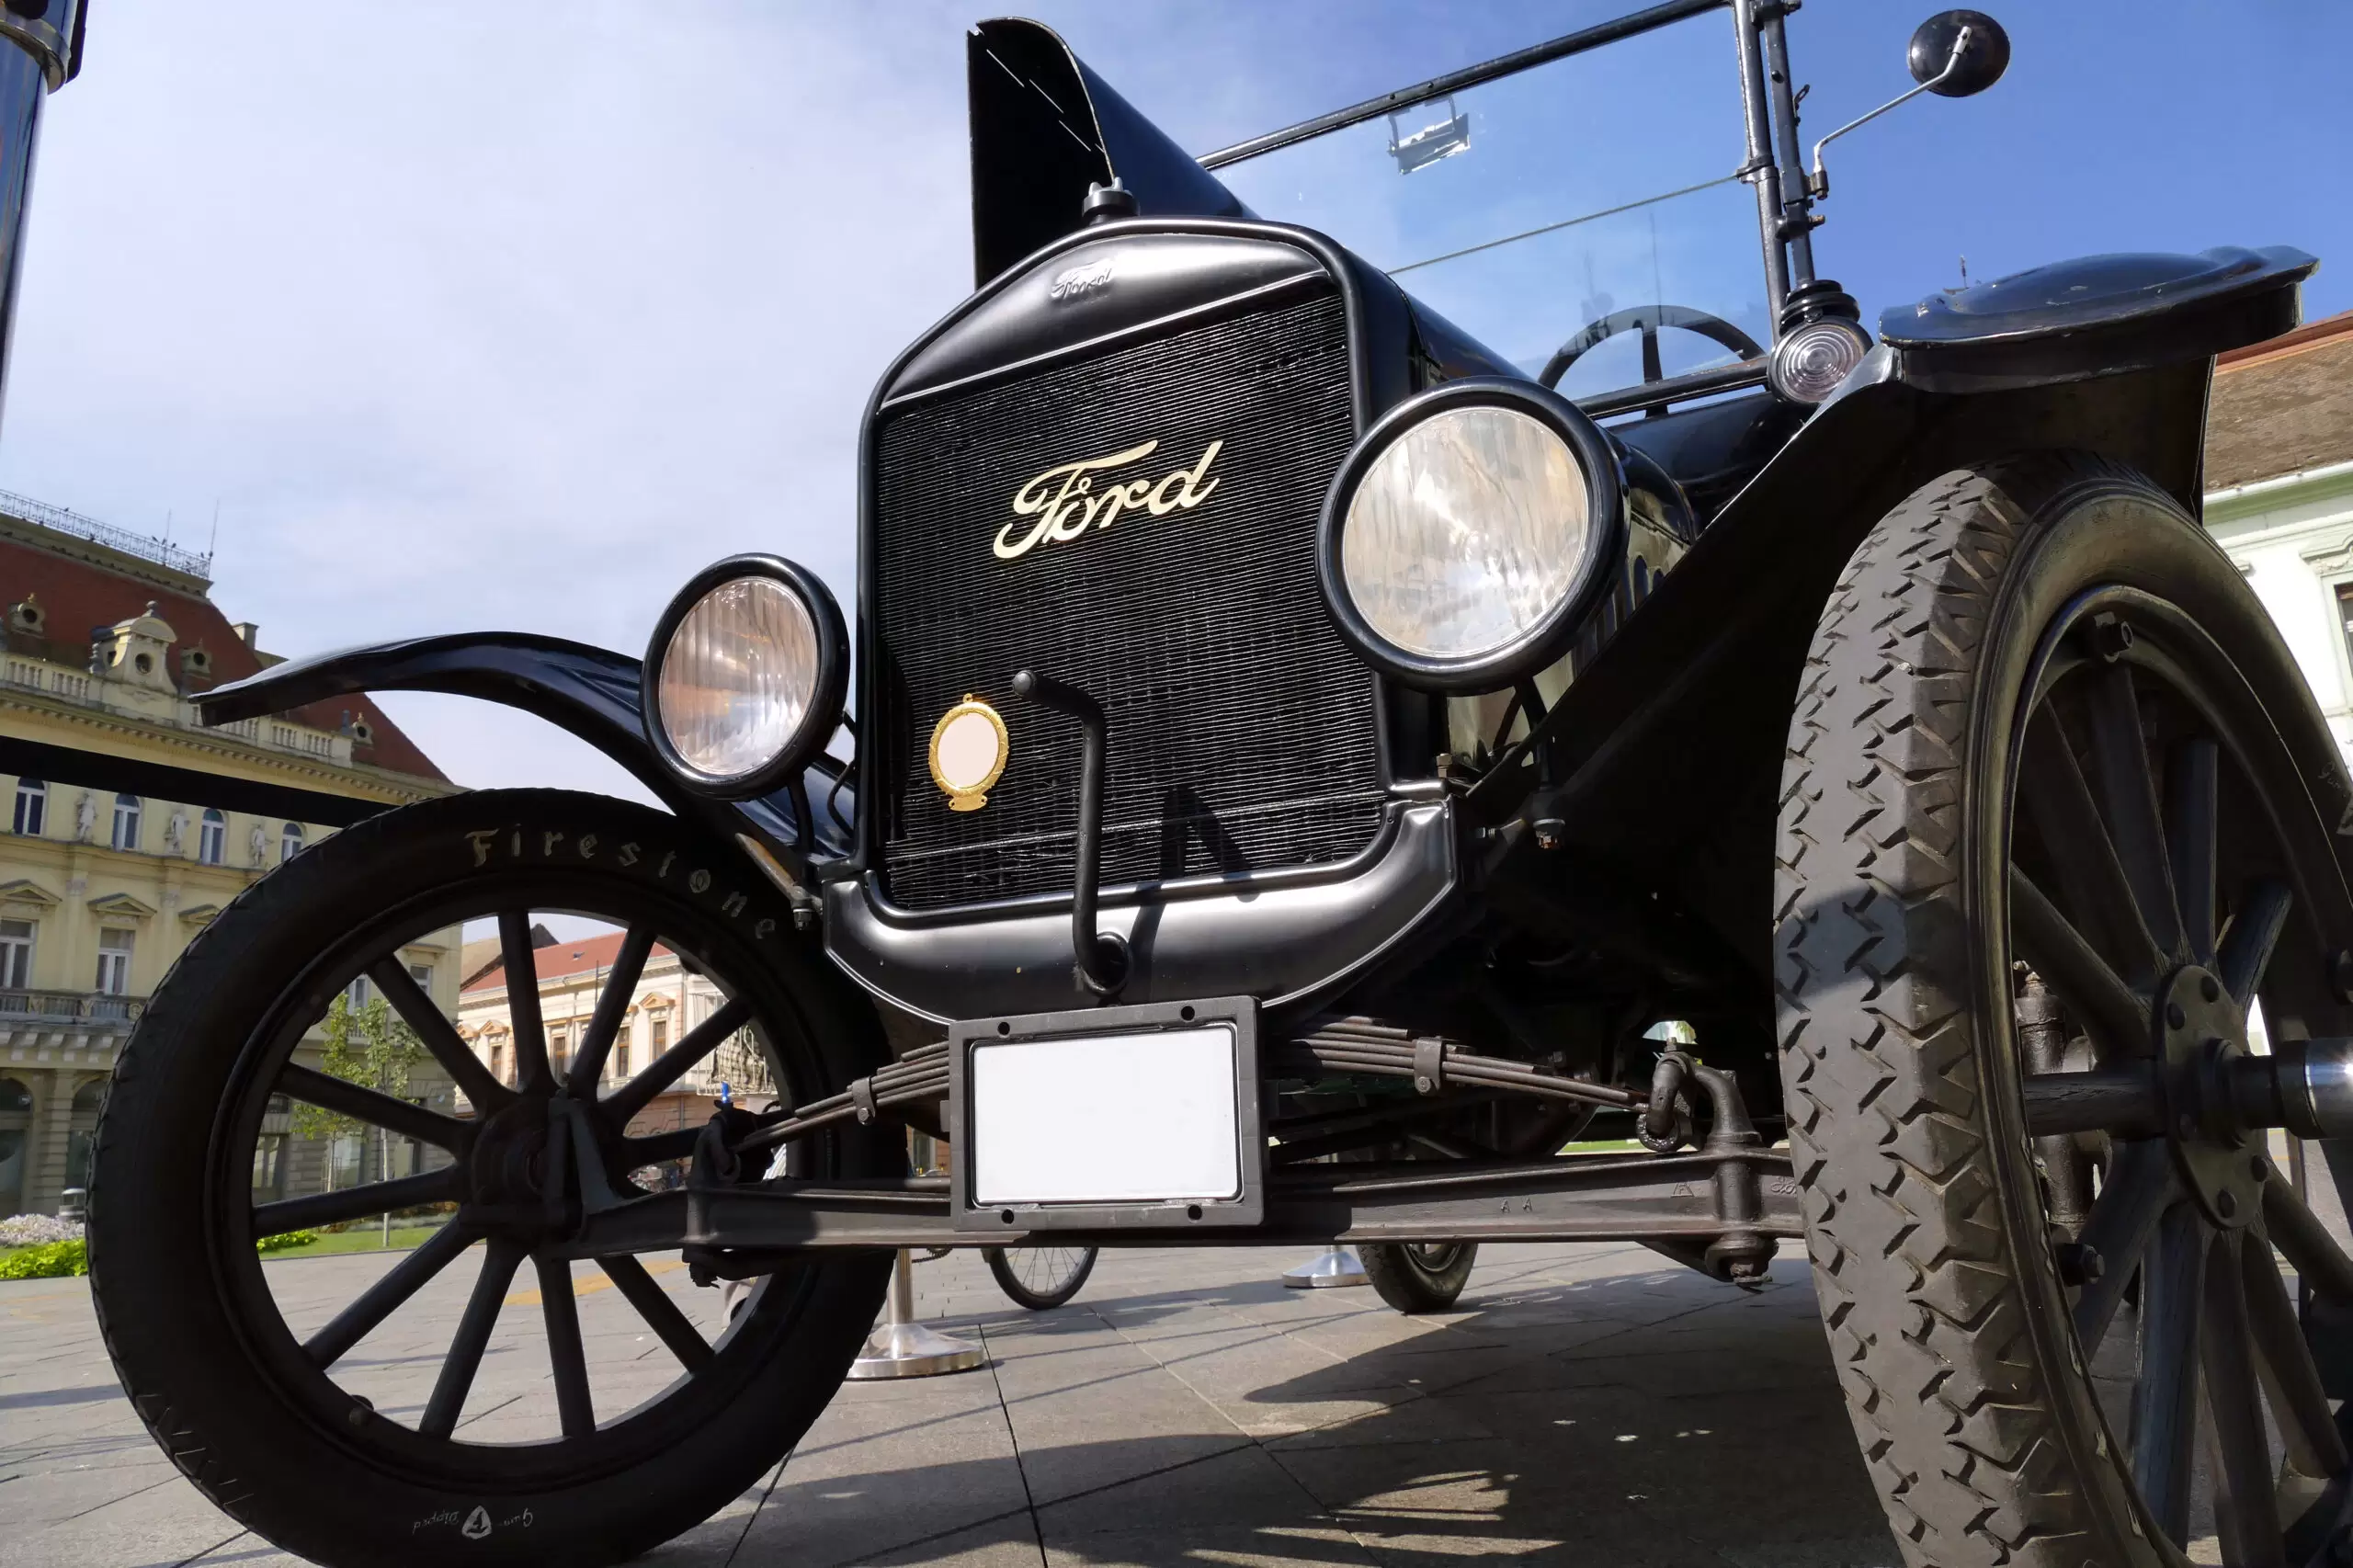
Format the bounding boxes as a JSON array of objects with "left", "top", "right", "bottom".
[
  {"left": 1317, "top": 377, "right": 1626, "bottom": 694},
  {"left": 642, "top": 553, "right": 848, "bottom": 801}
]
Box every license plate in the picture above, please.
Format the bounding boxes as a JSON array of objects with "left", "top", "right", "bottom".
[{"left": 949, "top": 996, "right": 1262, "bottom": 1231}]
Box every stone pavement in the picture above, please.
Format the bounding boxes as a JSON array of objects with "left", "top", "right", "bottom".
[{"left": 0, "top": 1242, "right": 1902, "bottom": 1567}]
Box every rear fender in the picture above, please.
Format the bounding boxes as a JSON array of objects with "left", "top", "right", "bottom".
[{"left": 194, "top": 632, "right": 852, "bottom": 869}]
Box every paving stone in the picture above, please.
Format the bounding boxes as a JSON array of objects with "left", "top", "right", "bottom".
[{"left": 0, "top": 1242, "right": 1900, "bottom": 1567}]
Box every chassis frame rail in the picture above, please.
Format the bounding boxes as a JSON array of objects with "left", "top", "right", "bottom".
[{"left": 561, "top": 1148, "right": 1801, "bottom": 1281}]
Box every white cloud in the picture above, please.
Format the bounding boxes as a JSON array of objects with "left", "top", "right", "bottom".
[{"left": 1, "top": 1, "right": 983, "bottom": 794}]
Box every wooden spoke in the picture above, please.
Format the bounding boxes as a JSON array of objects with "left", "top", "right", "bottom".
[
  {"left": 304, "top": 1224, "right": 477, "bottom": 1369},
  {"left": 566, "top": 925, "right": 656, "bottom": 1096},
  {"left": 369, "top": 957, "right": 507, "bottom": 1109},
  {"left": 2200, "top": 1233, "right": 2286, "bottom": 1567},
  {"left": 2072, "top": 1138, "right": 2174, "bottom": 1353},
  {"left": 2219, "top": 880, "right": 2292, "bottom": 1006},
  {"left": 2239, "top": 1222, "right": 2350, "bottom": 1481},
  {"left": 2010, "top": 869, "right": 2151, "bottom": 1062},
  {"left": 2080, "top": 664, "right": 2186, "bottom": 963},
  {"left": 2019, "top": 708, "right": 2167, "bottom": 987},
  {"left": 597, "top": 1254, "right": 713, "bottom": 1371},
  {"left": 603, "top": 996, "right": 754, "bottom": 1125},
  {"left": 420, "top": 1237, "right": 527, "bottom": 1440},
  {"left": 255, "top": 1165, "right": 462, "bottom": 1235},
  {"left": 278, "top": 1062, "right": 468, "bottom": 1153},
  {"left": 500, "top": 910, "right": 552, "bottom": 1092},
  {"left": 2165, "top": 739, "right": 2220, "bottom": 970},
  {"left": 2261, "top": 1178, "right": 2353, "bottom": 1305},
  {"left": 2130, "top": 1202, "right": 2206, "bottom": 1543},
  {"left": 535, "top": 1255, "right": 597, "bottom": 1438}
]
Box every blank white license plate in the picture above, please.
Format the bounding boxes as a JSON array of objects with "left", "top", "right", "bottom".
[{"left": 969, "top": 1025, "right": 1241, "bottom": 1207}]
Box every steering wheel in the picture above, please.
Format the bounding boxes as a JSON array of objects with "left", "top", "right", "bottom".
[{"left": 1539, "top": 304, "right": 1764, "bottom": 392}]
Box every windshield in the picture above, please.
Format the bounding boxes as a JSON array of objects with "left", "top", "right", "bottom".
[{"left": 1213, "top": 7, "right": 1768, "bottom": 405}]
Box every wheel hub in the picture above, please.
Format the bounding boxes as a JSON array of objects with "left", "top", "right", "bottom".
[
  {"left": 2155, "top": 964, "right": 2265, "bottom": 1230},
  {"left": 464, "top": 1093, "right": 576, "bottom": 1237}
]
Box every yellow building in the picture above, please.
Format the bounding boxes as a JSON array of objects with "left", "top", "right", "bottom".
[
  {"left": 0, "top": 495, "right": 460, "bottom": 1216},
  {"left": 456, "top": 929, "right": 775, "bottom": 1153}
]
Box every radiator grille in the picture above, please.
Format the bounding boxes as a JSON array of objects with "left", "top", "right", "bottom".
[{"left": 870, "top": 287, "right": 1385, "bottom": 912}]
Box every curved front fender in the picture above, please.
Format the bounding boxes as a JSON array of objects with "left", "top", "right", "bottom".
[{"left": 194, "top": 632, "right": 852, "bottom": 860}]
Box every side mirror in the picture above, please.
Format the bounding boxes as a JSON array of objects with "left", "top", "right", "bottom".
[
  {"left": 1808, "top": 8, "right": 2011, "bottom": 199},
  {"left": 1907, "top": 10, "right": 2010, "bottom": 97}
]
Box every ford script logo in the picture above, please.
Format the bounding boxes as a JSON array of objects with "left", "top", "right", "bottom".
[
  {"left": 995, "top": 437, "right": 1224, "bottom": 561},
  {"left": 1047, "top": 257, "right": 1115, "bottom": 302}
]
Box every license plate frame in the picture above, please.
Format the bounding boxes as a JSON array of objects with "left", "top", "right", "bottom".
[{"left": 948, "top": 995, "right": 1263, "bottom": 1233}]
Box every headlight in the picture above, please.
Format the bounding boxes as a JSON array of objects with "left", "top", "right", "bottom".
[
  {"left": 1319, "top": 379, "right": 1623, "bottom": 691},
  {"left": 644, "top": 555, "right": 847, "bottom": 797}
]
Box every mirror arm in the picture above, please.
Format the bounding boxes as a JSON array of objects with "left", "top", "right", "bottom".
[{"left": 1805, "top": 24, "right": 1971, "bottom": 199}]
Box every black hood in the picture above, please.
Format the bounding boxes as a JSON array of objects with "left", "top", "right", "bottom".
[{"left": 967, "top": 18, "right": 1250, "bottom": 287}]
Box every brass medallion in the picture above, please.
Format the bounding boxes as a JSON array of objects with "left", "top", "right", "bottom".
[{"left": 928, "top": 696, "right": 1009, "bottom": 812}]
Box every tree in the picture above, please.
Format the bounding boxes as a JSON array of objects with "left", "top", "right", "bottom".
[{"left": 290, "top": 994, "right": 427, "bottom": 1235}]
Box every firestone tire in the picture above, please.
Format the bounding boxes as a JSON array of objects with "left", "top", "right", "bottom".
[
  {"left": 1775, "top": 457, "right": 2353, "bottom": 1566},
  {"left": 87, "top": 790, "right": 895, "bottom": 1568},
  {"left": 1360, "top": 1242, "right": 1476, "bottom": 1313}
]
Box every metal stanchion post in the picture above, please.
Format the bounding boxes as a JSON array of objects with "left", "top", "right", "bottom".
[
  {"left": 1281, "top": 1244, "right": 1370, "bottom": 1288},
  {"left": 847, "top": 1248, "right": 986, "bottom": 1379}
]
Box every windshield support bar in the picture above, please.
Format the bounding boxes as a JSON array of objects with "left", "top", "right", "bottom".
[
  {"left": 1756, "top": 7, "right": 1819, "bottom": 295},
  {"left": 1730, "top": 0, "right": 1791, "bottom": 321},
  {"left": 1197, "top": 0, "right": 1728, "bottom": 170}
]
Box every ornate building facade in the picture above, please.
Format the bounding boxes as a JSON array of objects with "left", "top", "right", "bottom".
[
  {"left": 457, "top": 930, "right": 773, "bottom": 1145},
  {"left": 2204, "top": 311, "right": 2353, "bottom": 769},
  {"left": 0, "top": 495, "right": 459, "bottom": 1216}
]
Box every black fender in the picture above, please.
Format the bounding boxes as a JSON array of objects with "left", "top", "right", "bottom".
[
  {"left": 1466, "top": 244, "right": 2318, "bottom": 977},
  {"left": 193, "top": 632, "right": 853, "bottom": 867},
  {"left": 1877, "top": 245, "right": 2316, "bottom": 394}
]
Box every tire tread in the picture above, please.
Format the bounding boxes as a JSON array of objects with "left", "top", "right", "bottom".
[{"left": 1775, "top": 456, "right": 2165, "bottom": 1568}]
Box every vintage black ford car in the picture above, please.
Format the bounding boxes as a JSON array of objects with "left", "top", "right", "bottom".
[{"left": 86, "top": 6, "right": 2353, "bottom": 1566}]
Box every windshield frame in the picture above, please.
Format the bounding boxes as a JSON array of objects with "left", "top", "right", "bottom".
[{"left": 1197, "top": 0, "right": 1827, "bottom": 415}]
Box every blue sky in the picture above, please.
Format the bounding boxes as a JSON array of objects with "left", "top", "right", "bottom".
[{"left": 0, "top": 2, "right": 2343, "bottom": 796}]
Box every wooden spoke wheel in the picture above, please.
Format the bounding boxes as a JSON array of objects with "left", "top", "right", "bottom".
[
  {"left": 1361, "top": 1241, "right": 1477, "bottom": 1313},
  {"left": 984, "top": 1244, "right": 1097, "bottom": 1310},
  {"left": 1779, "top": 457, "right": 2353, "bottom": 1567},
  {"left": 88, "top": 791, "right": 895, "bottom": 1568}
]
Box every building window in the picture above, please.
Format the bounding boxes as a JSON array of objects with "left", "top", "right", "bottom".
[
  {"left": 550, "top": 1028, "right": 570, "bottom": 1077},
  {"left": 63, "top": 1079, "right": 106, "bottom": 1192},
  {"left": 95, "top": 928, "right": 133, "bottom": 995},
  {"left": 280, "top": 822, "right": 304, "bottom": 861},
  {"left": 252, "top": 1134, "right": 286, "bottom": 1200},
  {"left": 11, "top": 778, "right": 43, "bottom": 835},
  {"left": 408, "top": 961, "right": 433, "bottom": 992},
  {"left": 0, "top": 1076, "right": 29, "bottom": 1211},
  {"left": 0, "top": 918, "right": 30, "bottom": 989},
  {"left": 347, "top": 975, "right": 370, "bottom": 1009},
  {"left": 489, "top": 1037, "right": 507, "bottom": 1085},
  {"left": 199, "top": 809, "right": 225, "bottom": 865},
  {"left": 650, "top": 1017, "right": 669, "bottom": 1056},
  {"left": 614, "top": 1026, "right": 631, "bottom": 1081},
  {"left": 110, "top": 793, "right": 142, "bottom": 852},
  {"left": 330, "top": 1133, "right": 364, "bottom": 1191}
]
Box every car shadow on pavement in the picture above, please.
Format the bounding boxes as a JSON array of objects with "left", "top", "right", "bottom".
[{"left": 696, "top": 1252, "right": 1904, "bottom": 1568}]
